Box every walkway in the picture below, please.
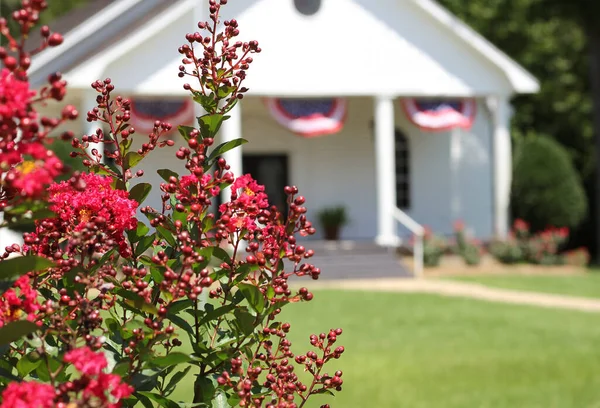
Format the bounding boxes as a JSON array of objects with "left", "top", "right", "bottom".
[{"left": 306, "top": 278, "right": 600, "bottom": 313}]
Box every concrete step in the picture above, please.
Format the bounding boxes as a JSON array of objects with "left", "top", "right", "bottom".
[{"left": 292, "top": 240, "right": 414, "bottom": 280}]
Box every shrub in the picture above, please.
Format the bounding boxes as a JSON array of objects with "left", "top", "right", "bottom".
[
  {"left": 423, "top": 228, "right": 447, "bottom": 267},
  {"left": 452, "top": 220, "right": 483, "bottom": 266},
  {"left": 511, "top": 136, "right": 587, "bottom": 231},
  {"left": 490, "top": 219, "right": 573, "bottom": 265},
  {"left": 563, "top": 247, "right": 591, "bottom": 267}
]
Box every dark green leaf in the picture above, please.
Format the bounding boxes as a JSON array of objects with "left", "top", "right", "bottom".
[
  {"left": 132, "top": 392, "right": 154, "bottom": 408},
  {"left": 233, "top": 308, "right": 255, "bottom": 336},
  {"left": 151, "top": 352, "right": 192, "bottom": 367},
  {"left": 178, "top": 125, "right": 196, "bottom": 142},
  {"left": 127, "top": 221, "right": 150, "bottom": 244},
  {"left": 16, "top": 353, "right": 42, "bottom": 377},
  {"left": 129, "top": 183, "right": 152, "bottom": 205},
  {"left": 198, "top": 114, "right": 227, "bottom": 139},
  {"left": 124, "top": 151, "right": 143, "bottom": 168},
  {"left": 168, "top": 299, "right": 194, "bottom": 315},
  {"left": 138, "top": 392, "right": 180, "bottom": 408},
  {"left": 238, "top": 283, "right": 265, "bottom": 314},
  {"left": 156, "top": 226, "right": 177, "bottom": 247},
  {"left": 157, "top": 168, "right": 179, "bottom": 183},
  {"left": 0, "top": 321, "right": 39, "bottom": 345},
  {"left": 116, "top": 289, "right": 158, "bottom": 315},
  {"left": 0, "top": 256, "right": 54, "bottom": 281},
  {"left": 135, "top": 233, "right": 155, "bottom": 257},
  {"left": 0, "top": 365, "right": 20, "bottom": 382},
  {"left": 167, "top": 313, "right": 195, "bottom": 336},
  {"left": 207, "top": 138, "right": 248, "bottom": 164},
  {"left": 212, "top": 391, "right": 231, "bottom": 408},
  {"left": 197, "top": 304, "right": 236, "bottom": 325},
  {"left": 165, "top": 365, "right": 192, "bottom": 394},
  {"left": 194, "top": 375, "right": 217, "bottom": 404}
]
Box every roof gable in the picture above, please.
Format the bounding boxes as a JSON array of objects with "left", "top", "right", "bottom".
[{"left": 53, "top": 0, "right": 537, "bottom": 96}]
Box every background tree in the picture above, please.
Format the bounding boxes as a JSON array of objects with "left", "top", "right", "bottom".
[{"left": 437, "top": 0, "right": 598, "bottom": 256}]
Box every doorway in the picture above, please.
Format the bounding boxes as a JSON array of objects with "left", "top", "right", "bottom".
[{"left": 242, "top": 154, "right": 289, "bottom": 219}]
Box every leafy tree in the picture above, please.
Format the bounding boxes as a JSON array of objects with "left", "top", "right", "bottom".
[
  {"left": 512, "top": 136, "right": 587, "bottom": 231},
  {"left": 437, "top": 0, "right": 599, "bottom": 254}
]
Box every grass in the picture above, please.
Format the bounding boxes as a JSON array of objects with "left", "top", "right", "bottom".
[
  {"left": 174, "top": 290, "right": 600, "bottom": 407},
  {"left": 446, "top": 273, "right": 600, "bottom": 299}
]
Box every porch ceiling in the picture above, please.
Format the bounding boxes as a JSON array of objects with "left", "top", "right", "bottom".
[{"left": 62, "top": 0, "right": 538, "bottom": 97}]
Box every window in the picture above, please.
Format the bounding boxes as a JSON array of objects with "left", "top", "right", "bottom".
[
  {"left": 395, "top": 129, "right": 410, "bottom": 209},
  {"left": 294, "top": 0, "right": 321, "bottom": 16}
]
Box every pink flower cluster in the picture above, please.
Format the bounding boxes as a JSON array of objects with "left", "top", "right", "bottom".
[
  {"left": 0, "top": 276, "right": 40, "bottom": 328},
  {"left": 48, "top": 173, "right": 138, "bottom": 234},
  {"left": 0, "top": 347, "right": 133, "bottom": 408},
  {"left": 2, "top": 142, "right": 64, "bottom": 199},
  {"left": 219, "top": 174, "right": 270, "bottom": 233},
  {"left": 0, "top": 68, "right": 35, "bottom": 119},
  {"left": 25, "top": 173, "right": 138, "bottom": 258}
]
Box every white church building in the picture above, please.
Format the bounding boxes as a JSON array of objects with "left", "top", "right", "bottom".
[{"left": 18, "top": 0, "right": 539, "bottom": 252}]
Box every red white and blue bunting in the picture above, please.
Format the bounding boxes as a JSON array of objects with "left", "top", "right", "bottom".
[
  {"left": 264, "top": 98, "right": 347, "bottom": 137},
  {"left": 130, "top": 98, "right": 195, "bottom": 136},
  {"left": 401, "top": 98, "right": 476, "bottom": 132}
]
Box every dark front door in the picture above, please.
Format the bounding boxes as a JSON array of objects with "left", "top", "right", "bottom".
[{"left": 242, "top": 155, "right": 289, "bottom": 219}]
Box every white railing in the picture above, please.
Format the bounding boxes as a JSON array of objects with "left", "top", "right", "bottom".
[{"left": 392, "top": 207, "right": 425, "bottom": 278}]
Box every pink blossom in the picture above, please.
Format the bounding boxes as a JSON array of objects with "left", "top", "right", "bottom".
[
  {"left": 0, "top": 68, "right": 36, "bottom": 119},
  {"left": 64, "top": 346, "right": 108, "bottom": 376},
  {"left": 0, "top": 381, "right": 55, "bottom": 408}
]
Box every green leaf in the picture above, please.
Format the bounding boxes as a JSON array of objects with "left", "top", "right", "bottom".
[
  {"left": 178, "top": 125, "right": 197, "bottom": 142},
  {"left": 0, "top": 256, "right": 54, "bottom": 281},
  {"left": 137, "top": 392, "right": 180, "bottom": 408},
  {"left": 192, "top": 91, "right": 217, "bottom": 112},
  {"left": 127, "top": 221, "right": 150, "bottom": 244},
  {"left": 124, "top": 151, "right": 143, "bottom": 168},
  {"left": 0, "top": 365, "right": 20, "bottom": 382},
  {"left": 233, "top": 308, "right": 255, "bottom": 336},
  {"left": 156, "top": 226, "right": 177, "bottom": 247},
  {"left": 238, "top": 283, "right": 265, "bottom": 314},
  {"left": 165, "top": 365, "right": 192, "bottom": 394},
  {"left": 151, "top": 352, "right": 192, "bottom": 367},
  {"left": 0, "top": 321, "right": 39, "bottom": 345},
  {"left": 212, "top": 391, "right": 231, "bottom": 408},
  {"left": 194, "top": 375, "right": 217, "bottom": 405},
  {"left": 168, "top": 299, "right": 194, "bottom": 315},
  {"left": 157, "top": 168, "right": 179, "bottom": 183},
  {"left": 16, "top": 353, "right": 42, "bottom": 377},
  {"left": 207, "top": 138, "right": 248, "bottom": 164},
  {"left": 198, "top": 114, "right": 227, "bottom": 139},
  {"left": 167, "top": 313, "right": 195, "bottom": 336},
  {"left": 135, "top": 233, "right": 155, "bottom": 257},
  {"left": 197, "top": 304, "right": 236, "bottom": 326},
  {"left": 217, "top": 86, "right": 236, "bottom": 99},
  {"left": 116, "top": 289, "right": 158, "bottom": 315},
  {"left": 129, "top": 183, "right": 152, "bottom": 205}
]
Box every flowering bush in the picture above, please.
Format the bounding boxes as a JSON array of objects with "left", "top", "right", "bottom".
[
  {"left": 490, "top": 219, "right": 582, "bottom": 266},
  {"left": 422, "top": 227, "right": 447, "bottom": 268},
  {"left": 451, "top": 220, "right": 483, "bottom": 266},
  {"left": 0, "top": 1, "right": 344, "bottom": 407}
]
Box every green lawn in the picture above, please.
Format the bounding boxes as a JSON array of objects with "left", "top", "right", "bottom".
[
  {"left": 447, "top": 273, "right": 600, "bottom": 299},
  {"left": 174, "top": 290, "right": 600, "bottom": 407}
]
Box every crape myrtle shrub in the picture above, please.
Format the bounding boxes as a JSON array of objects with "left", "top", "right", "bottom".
[{"left": 0, "top": 1, "right": 345, "bottom": 407}]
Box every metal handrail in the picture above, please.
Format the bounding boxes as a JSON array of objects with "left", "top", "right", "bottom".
[{"left": 392, "top": 207, "right": 425, "bottom": 278}]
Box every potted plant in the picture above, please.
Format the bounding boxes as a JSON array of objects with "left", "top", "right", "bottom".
[{"left": 318, "top": 206, "right": 349, "bottom": 240}]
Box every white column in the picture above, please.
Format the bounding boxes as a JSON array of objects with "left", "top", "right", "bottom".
[
  {"left": 492, "top": 96, "right": 512, "bottom": 239},
  {"left": 374, "top": 96, "right": 398, "bottom": 247},
  {"left": 219, "top": 103, "right": 243, "bottom": 203}
]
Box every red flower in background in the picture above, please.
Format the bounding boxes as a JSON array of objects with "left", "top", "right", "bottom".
[
  {"left": 0, "top": 68, "right": 35, "bottom": 119},
  {"left": 64, "top": 346, "right": 108, "bottom": 377},
  {"left": 0, "top": 380, "right": 55, "bottom": 408},
  {"left": 0, "top": 276, "right": 40, "bottom": 328}
]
